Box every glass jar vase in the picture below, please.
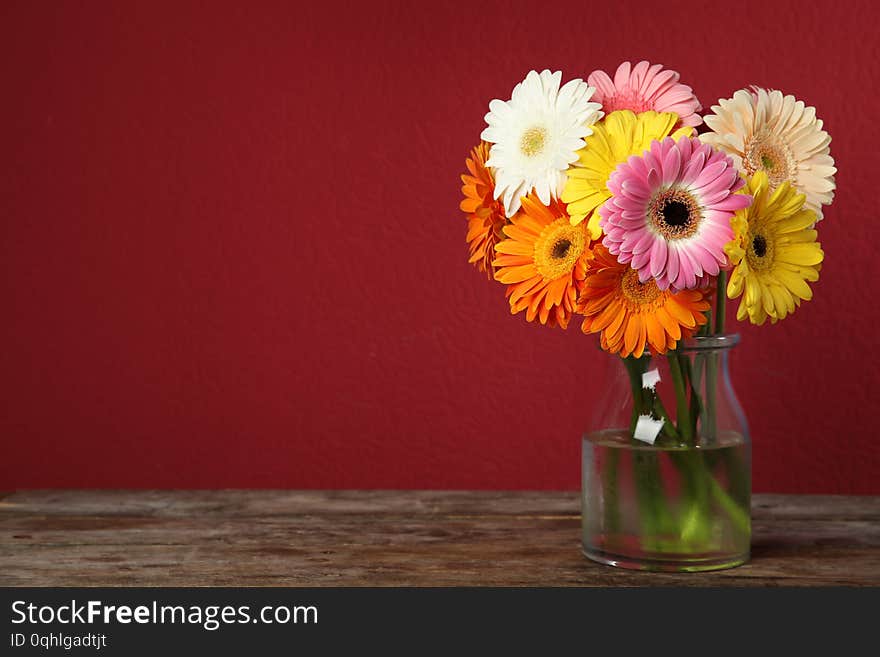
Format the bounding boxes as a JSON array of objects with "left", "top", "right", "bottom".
[{"left": 581, "top": 334, "right": 751, "bottom": 571}]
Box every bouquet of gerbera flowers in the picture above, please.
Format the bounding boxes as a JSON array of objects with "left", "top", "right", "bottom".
[{"left": 459, "top": 63, "right": 835, "bottom": 570}]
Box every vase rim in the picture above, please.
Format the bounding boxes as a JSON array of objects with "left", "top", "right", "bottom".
[{"left": 680, "top": 333, "right": 740, "bottom": 351}]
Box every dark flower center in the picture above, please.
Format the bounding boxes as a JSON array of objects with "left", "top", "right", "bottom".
[
  {"left": 752, "top": 234, "right": 767, "bottom": 258},
  {"left": 649, "top": 188, "right": 700, "bottom": 240},
  {"left": 661, "top": 200, "right": 690, "bottom": 227},
  {"left": 552, "top": 239, "right": 571, "bottom": 259}
]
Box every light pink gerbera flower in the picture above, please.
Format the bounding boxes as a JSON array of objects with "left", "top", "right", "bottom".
[
  {"left": 588, "top": 61, "right": 703, "bottom": 128},
  {"left": 600, "top": 136, "right": 752, "bottom": 291}
]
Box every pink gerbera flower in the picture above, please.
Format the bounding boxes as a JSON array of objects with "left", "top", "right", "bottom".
[
  {"left": 588, "top": 61, "right": 703, "bottom": 128},
  {"left": 600, "top": 136, "right": 752, "bottom": 291}
]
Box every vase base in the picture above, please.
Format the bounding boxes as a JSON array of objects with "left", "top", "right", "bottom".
[{"left": 582, "top": 545, "right": 749, "bottom": 572}]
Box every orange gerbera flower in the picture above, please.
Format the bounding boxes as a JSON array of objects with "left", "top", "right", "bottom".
[
  {"left": 578, "top": 245, "right": 710, "bottom": 357},
  {"left": 460, "top": 142, "right": 506, "bottom": 277},
  {"left": 493, "top": 194, "right": 592, "bottom": 329}
]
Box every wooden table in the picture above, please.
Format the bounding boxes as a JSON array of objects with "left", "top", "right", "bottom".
[{"left": 1, "top": 491, "right": 878, "bottom": 586}]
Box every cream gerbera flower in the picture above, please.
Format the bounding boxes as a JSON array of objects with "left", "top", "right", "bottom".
[
  {"left": 481, "top": 70, "right": 603, "bottom": 218},
  {"left": 702, "top": 87, "right": 836, "bottom": 220}
]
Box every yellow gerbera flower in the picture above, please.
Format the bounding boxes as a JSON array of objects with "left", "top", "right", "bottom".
[
  {"left": 561, "top": 110, "right": 692, "bottom": 239},
  {"left": 725, "top": 171, "right": 823, "bottom": 325}
]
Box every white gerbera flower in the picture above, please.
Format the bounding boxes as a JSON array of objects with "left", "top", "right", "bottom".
[
  {"left": 701, "top": 87, "right": 836, "bottom": 221},
  {"left": 481, "top": 70, "right": 603, "bottom": 217}
]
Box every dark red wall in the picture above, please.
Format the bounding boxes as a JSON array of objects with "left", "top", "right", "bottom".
[{"left": 2, "top": 0, "right": 878, "bottom": 492}]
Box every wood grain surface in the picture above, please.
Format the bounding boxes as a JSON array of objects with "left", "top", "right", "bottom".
[{"left": 1, "top": 491, "right": 878, "bottom": 587}]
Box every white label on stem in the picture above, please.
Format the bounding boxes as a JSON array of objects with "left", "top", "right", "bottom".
[
  {"left": 642, "top": 368, "right": 661, "bottom": 391},
  {"left": 634, "top": 414, "right": 664, "bottom": 445}
]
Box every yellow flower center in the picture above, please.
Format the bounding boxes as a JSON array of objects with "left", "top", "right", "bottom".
[
  {"left": 744, "top": 132, "right": 795, "bottom": 189},
  {"left": 746, "top": 230, "right": 775, "bottom": 271},
  {"left": 520, "top": 126, "right": 547, "bottom": 157},
  {"left": 534, "top": 218, "right": 586, "bottom": 280},
  {"left": 620, "top": 268, "right": 664, "bottom": 310},
  {"left": 648, "top": 188, "right": 701, "bottom": 240}
]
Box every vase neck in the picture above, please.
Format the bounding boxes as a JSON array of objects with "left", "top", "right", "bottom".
[{"left": 679, "top": 333, "right": 740, "bottom": 353}]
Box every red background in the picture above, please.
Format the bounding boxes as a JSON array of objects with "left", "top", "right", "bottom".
[{"left": 2, "top": 0, "right": 878, "bottom": 492}]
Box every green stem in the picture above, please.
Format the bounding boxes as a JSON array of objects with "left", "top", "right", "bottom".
[
  {"left": 633, "top": 452, "right": 660, "bottom": 545},
  {"left": 671, "top": 451, "right": 711, "bottom": 544},
  {"left": 624, "top": 356, "right": 680, "bottom": 444},
  {"left": 707, "top": 472, "right": 751, "bottom": 536},
  {"left": 682, "top": 352, "right": 702, "bottom": 439},
  {"left": 622, "top": 356, "right": 678, "bottom": 551},
  {"left": 701, "top": 271, "right": 727, "bottom": 443},
  {"left": 692, "top": 352, "right": 706, "bottom": 434},
  {"left": 667, "top": 352, "right": 692, "bottom": 445},
  {"left": 725, "top": 448, "right": 751, "bottom": 508},
  {"left": 715, "top": 270, "right": 727, "bottom": 335},
  {"left": 705, "top": 353, "right": 718, "bottom": 443},
  {"left": 608, "top": 356, "right": 647, "bottom": 539},
  {"left": 651, "top": 395, "right": 680, "bottom": 442},
  {"left": 633, "top": 451, "right": 675, "bottom": 548},
  {"left": 622, "top": 357, "right": 645, "bottom": 434},
  {"left": 601, "top": 450, "right": 620, "bottom": 534},
  {"left": 668, "top": 450, "right": 751, "bottom": 545}
]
